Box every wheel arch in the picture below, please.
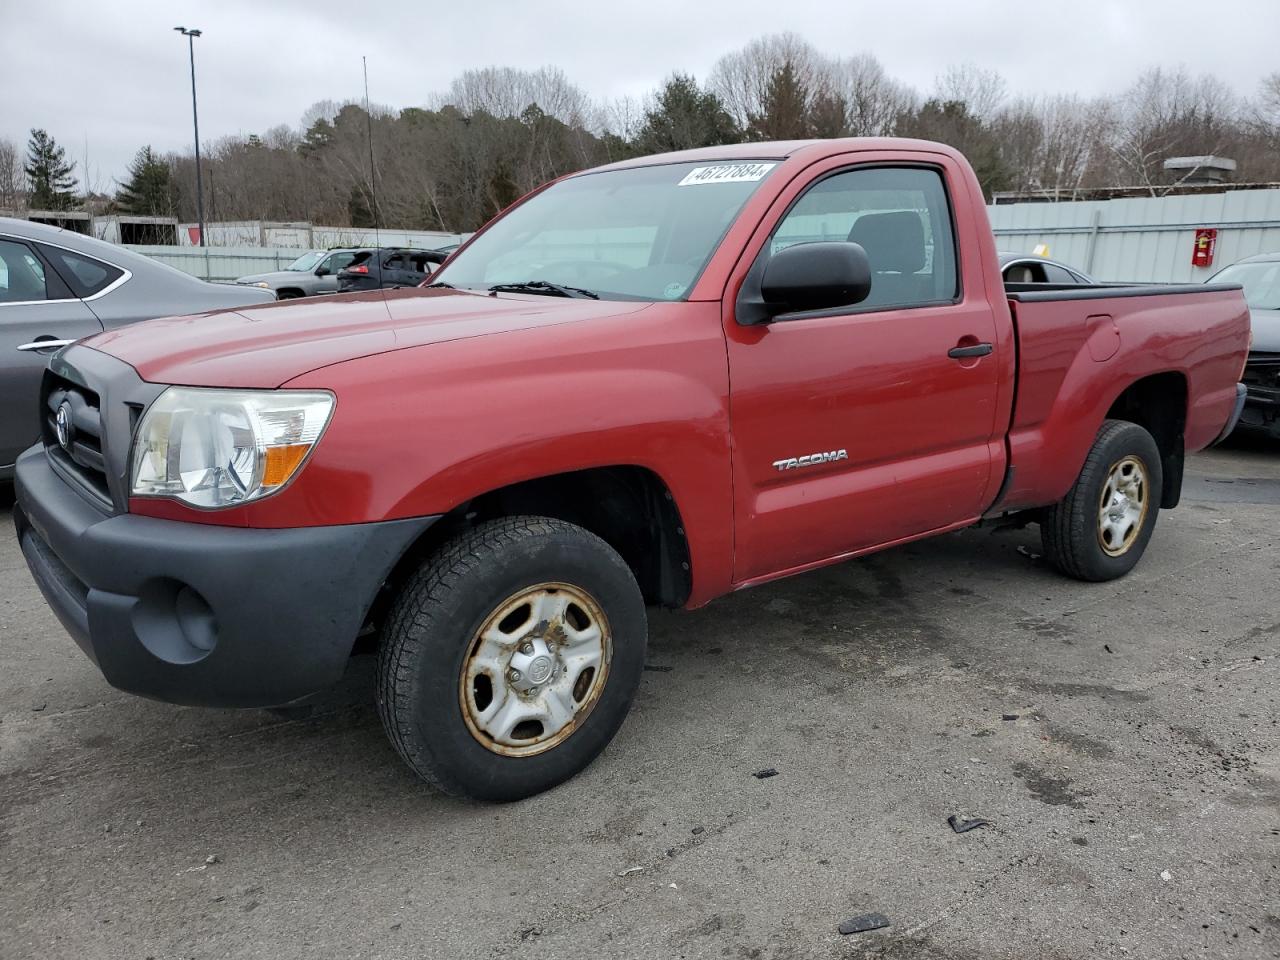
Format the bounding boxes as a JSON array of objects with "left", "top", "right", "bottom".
[
  {"left": 1105, "top": 371, "right": 1188, "bottom": 508},
  {"left": 361, "top": 465, "right": 693, "bottom": 649}
]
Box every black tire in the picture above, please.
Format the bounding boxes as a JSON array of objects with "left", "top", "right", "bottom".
[
  {"left": 276, "top": 290, "right": 303, "bottom": 300},
  {"left": 376, "top": 516, "right": 646, "bottom": 801},
  {"left": 1041, "top": 419, "right": 1163, "bottom": 582}
]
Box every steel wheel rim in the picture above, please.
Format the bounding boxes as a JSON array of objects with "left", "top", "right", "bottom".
[
  {"left": 1096, "top": 455, "right": 1149, "bottom": 557},
  {"left": 459, "top": 582, "right": 612, "bottom": 758}
]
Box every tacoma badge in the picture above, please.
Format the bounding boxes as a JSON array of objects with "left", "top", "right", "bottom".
[{"left": 772, "top": 449, "right": 848, "bottom": 471}]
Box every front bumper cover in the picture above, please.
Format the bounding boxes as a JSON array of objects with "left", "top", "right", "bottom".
[{"left": 15, "top": 445, "right": 436, "bottom": 708}]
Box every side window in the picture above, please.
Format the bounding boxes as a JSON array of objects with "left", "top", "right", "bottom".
[
  {"left": 327, "top": 252, "right": 356, "bottom": 274},
  {"left": 0, "top": 239, "right": 50, "bottom": 303},
  {"left": 770, "top": 166, "right": 958, "bottom": 309},
  {"left": 40, "top": 245, "right": 124, "bottom": 298},
  {"left": 1042, "top": 263, "right": 1078, "bottom": 284}
]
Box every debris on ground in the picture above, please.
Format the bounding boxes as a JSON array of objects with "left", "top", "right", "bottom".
[
  {"left": 948, "top": 815, "right": 992, "bottom": 834},
  {"left": 642, "top": 664, "right": 673, "bottom": 672},
  {"left": 837, "top": 913, "right": 891, "bottom": 935},
  {"left": 1105, "top": 644, "right": 1114, "bottom": 654},
  {"left": 1016, "top": 545, "right": 1042, "bottom": 560},
  {"left": 1001, "top": 713, "right": 1019, "bottom": 721},
  {"left": 691, "top": 826, "right": 705, "bottom": 835},
  {"left": 617, "top": 866, "right": 644, "bottom": 877},
  {"left": 205, "top": 855, "right": 220, "bottom": 865},
  {"left": 1160, "top": 869, "right": 1173, "bottom": 882},
  {"left": 753, "top": 768, "right": 779, "bottom": 779},
  {"left": 31, "top": 703, "right": 46, "bottom": 712}
]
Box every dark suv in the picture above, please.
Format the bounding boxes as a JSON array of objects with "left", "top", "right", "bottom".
[{"left": 337, "top": 248, "right": 448, "bottom": 292}]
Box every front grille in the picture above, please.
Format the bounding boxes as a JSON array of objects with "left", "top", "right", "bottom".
[
  {"left": 42, "top": 372, "right": 112, "bottom": 507},
  {"left": 1243, "top": 353, "right": 1280, "bottom": 390}
]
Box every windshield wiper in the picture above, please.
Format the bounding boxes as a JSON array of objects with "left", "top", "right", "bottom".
[
  {"left": 424, "top": 281, "right": 455, "bottom": 289},
  {"left": 488, "top": 280, "right": 599, "bottom": 300}
]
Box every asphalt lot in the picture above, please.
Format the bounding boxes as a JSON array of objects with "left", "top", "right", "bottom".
[{"left": 2, "top": 440, "right": 1278, "bottom": 960}]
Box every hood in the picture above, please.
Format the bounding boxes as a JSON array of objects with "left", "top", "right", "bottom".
[
  {"left": 84, "top": 288, "right": 651, "bottom": 388},
  {"left": 1250, "top": 308, "right": 1280, "bottom": 353},
  {"left": 235, "top": 271, "right": 303, "bottom": 285}
]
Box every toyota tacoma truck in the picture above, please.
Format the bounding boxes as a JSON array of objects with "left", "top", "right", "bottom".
[{"left": 14, "top": 139, "right": 1250, "bottom": 801}]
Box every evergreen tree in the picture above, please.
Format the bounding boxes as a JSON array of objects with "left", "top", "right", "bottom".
[
  {"left": 25, "top": 128, "right": 78, "bottom": 210},
  {"left": 747, "top": 61, "right": 811, "bottom": 141},
  {"left": 633, "top": 74, "right": 740, "bottom": 155},
  {"left": 299, "top": 117, "right": 335, "bottom": 157},
  {"left": 895, "top": 99, "right": 1010, "bottom": 199},
  {"left": 115, "top": 146, "right": 176, "bottom": 215}
]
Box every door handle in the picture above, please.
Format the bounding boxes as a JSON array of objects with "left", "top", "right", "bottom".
[
  {"left": 947, "top": 342, "right": 993, "bottom": 359},
  {"left": 17, "top": 339, "right": 77, "bottom": 352}
]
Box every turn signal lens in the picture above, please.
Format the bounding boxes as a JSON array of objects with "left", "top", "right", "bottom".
[{"left": 262, "top": 443, "right": 311, "bottom": 487}]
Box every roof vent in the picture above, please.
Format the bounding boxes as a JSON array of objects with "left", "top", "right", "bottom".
[{"left": 1163, "top": 156, "right": 1237, "bottom": 184}]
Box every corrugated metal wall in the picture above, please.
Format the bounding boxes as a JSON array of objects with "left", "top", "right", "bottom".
[
  {"left": 125, "top": 246, "right": 309, "bottom": 281},
  {"left": 127, "top": 239, "right": 464, "bottom": 281},
  {"left": 988, "top": 189, "right": 1280, "bottom": 282}
]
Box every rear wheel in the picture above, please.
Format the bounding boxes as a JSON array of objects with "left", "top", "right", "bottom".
[
  {"left": 1041, "top": 419, "right": 1163, "bottom": 581},
  {"left": 276, "top": 289, "right": 303, "bottom": 300},
  {"left": 376, "top": 516, "right": 646, "bottom": 800}
]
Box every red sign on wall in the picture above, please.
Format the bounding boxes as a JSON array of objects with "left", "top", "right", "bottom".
[{"left": 1192, "top": 228, "right": 1217, "bottom": 268}]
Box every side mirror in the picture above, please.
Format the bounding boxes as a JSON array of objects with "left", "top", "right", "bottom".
[
  {"left": 759, "top": 241, "right": 872, "bottom": 319},
  {"left": 315, "top": 266, "right": 330, "bottom": 276}
]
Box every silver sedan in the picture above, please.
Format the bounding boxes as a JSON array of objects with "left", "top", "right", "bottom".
[{"left": 0, "top": 217, "right": 275, "bottom": 478}]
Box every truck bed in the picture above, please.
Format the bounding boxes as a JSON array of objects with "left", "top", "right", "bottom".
[{"left": 993, "top": 282, "right": 1250, "bottom": 514}]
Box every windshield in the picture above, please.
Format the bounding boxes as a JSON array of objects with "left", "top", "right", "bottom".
[
  {"left": 433, "top": 160, "right": 779, "bottom": 301},
  {"left": 287, "top": 251, "right": 326, "bottom": 272},
  {"left": 1213, "top": 260, "right": 1280, "bottom": 310}
]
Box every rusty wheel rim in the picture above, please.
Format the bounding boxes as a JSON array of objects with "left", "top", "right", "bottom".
[
  {"left": 1096, "top": 455, "right": 1149, "bottom": 557},
  {"left": 459, "top": 582, "right": 612, "bottom": 758}
]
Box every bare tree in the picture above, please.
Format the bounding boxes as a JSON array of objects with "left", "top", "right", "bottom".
[
  {"left": 708, "top": 33, "right": 826, "bottom": 129},
  {"left": 446, "top": 66, "right": 591, "bottom": 127},
  {"left": 934, "top": 64, "right": 1007, "bottom": 121},
  {"left": 831, "top": 54, "right": 917, "bottom": 136},
  {"left": 1108, "top": 67, "right": 1240, "bottom": 195},
  {"left": 0, "top": 137, "right": 26, "bottom": 211}
]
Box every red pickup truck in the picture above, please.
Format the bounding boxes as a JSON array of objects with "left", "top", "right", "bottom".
[{"left": 15, "top": 138, "right": 1249, "bottom": 801}]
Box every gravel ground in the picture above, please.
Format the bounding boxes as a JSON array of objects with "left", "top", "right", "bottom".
[{"left": 1, "top": 438, "right": 1278, "bottom": 960}]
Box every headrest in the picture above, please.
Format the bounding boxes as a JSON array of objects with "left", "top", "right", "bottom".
[{"left": 847, "top": 211, "right": 925, "bottom": 274}]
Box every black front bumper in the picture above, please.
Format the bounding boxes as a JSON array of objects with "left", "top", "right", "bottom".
[
  {"left": 15, "top": 446, "right": 436, "bottom": 708},
  {"left": 1236, "top": 384, "right": 1280, "bottom": 438},
  {"left": 1236, "top": 355, "right": 1280, "bottom": 438}
]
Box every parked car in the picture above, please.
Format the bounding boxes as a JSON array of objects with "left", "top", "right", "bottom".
[
  {"left": 337, "top": 247, "right": 448, "bottom": 292},
  {"left": 0, "top": 217, "right": 275, "bottom": 480},
  {"left": 999, "top": 252, "right": 1094, "bottom": 285},
  {"left": 235, "top": 248, "right": 363, "bottom": 299},
  {"left": 15, "top": 139, "right": 1249, "bottom": 802},
  {"left": 1207, "top": 252, "right": 1280, "bottom": 439}
]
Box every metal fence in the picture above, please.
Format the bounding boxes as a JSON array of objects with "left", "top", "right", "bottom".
[
  {"left": 124, "top": 246, "right": 314, "bottom": 282},
  {"left": 988, "top": 188, "right": 1280, "bottom": 283}
]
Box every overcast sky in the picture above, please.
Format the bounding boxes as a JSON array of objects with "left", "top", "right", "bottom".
[{"left": 3, "top": 0, "right": 1277, "bottom": 190}]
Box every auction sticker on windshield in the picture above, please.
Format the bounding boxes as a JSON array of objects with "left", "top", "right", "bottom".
[{"left": 678, "top": 163, "right": 776, "bottom": 186}]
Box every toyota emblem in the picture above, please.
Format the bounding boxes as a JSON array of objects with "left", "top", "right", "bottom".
[{"left": 55, "top": 401, "right": 73, "bottom": 451}]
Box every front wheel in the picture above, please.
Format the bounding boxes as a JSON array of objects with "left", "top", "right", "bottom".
[
  {"left": 1041, "top": 419, "right": 1163, "bottom": 582},
  {"left": 376, "top": 516, "right": 646, "bottom": 801}
]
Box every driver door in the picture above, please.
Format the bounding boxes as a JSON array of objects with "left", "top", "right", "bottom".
[
  {"left": 724, "top": 159, "right": 1004, "bottom": 583},
  {"left": 314, "top": 251, "right": 355, "bottom": 293}
]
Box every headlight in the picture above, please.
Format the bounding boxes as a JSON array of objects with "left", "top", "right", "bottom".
[
  {"left": 253, "top": 282, "right": 271, "bottom": 288},
  {"left": 131, "top": 387, "right": 334, "bottom": 508}
]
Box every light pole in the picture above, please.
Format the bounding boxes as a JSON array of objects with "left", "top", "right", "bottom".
[{"left": 174, "top": 26, "right": 205, "bottom": 247}]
